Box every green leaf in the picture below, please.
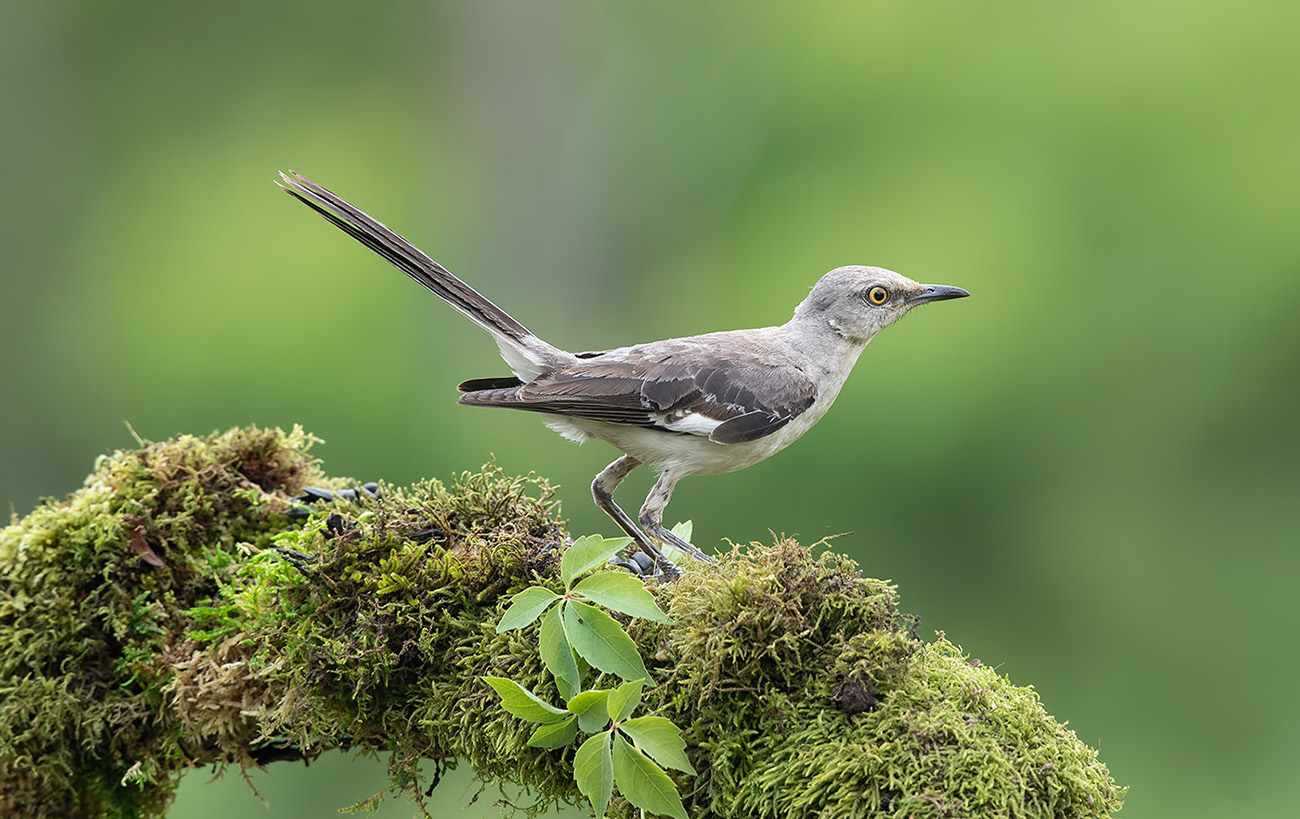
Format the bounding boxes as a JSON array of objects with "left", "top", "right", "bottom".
[
  {"left": 482, "top": 677, "right": 570, "bottom": 724},
  {"left": 561, "top": 535, "right": 631, "bottom": 586},
  {"left": 670, "top": 520, "right": 693, "bottom": 543},
  {"left": 611, "top": 733, "right": 687, "bottom": 819},
  {"left": 539, "top": 604, "right": 581, "bottom": 700},
  {"left": 574, "top": 732, "right": 614, "bottom": 819},
  {"left": 562, "top": 600, "right": 653, "bottom": 686},
  {"left": 659, "top": 520, "right": 695, "bottom": 563},
  {"left": 606, "top": 678, "right": 644, "bottom": 723},
  {"left": 527, "top": 715, "right": 578, "bottom": 749},
  {"left": 568, "top": 689, "right": 612, "bottom": 734},
  {"left": 572, "top": 571, "right": 670, "bottom": 622},
  {"left": 620, "top": 716, "right": 696, "bottom": 774},
  {"left": 496, "top": 586, "right": 561, "bottom": 632}
]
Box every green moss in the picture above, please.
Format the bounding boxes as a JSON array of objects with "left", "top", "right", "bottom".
[
  {"left": 0, "top": 425, "right": 327, "bottom": 817},
  {"left": 0, "top": 426, "right": 1125, "bottom": 818}
]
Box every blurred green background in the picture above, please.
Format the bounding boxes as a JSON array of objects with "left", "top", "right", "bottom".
[{"left": 4, "top": 1, "right": 1297, "bottom": 816}]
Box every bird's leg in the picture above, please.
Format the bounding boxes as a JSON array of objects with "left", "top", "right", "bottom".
[
  {"left": 639, "top": 474, "right": 715, "bottom": 563},
  {"left": 592, "top": 456, "right": 678, "bottom": 575}
]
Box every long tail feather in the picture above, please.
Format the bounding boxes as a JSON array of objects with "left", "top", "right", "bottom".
[{"left": 278, "top": 171, "right": 532, "bottom": 343}]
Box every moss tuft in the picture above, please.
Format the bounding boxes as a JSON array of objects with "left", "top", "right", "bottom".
[
  {"left": 0, "top": 425, "right": 325, "bottom": 817},
  {"left": 1, "top": 426, "right": 1125, "bottom": 818},
  {"left": 655, "top": 539, "right": 912, "bottom": 701}
]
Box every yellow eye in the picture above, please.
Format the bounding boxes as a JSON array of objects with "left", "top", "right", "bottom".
[{"left": 867, "top": 286, "right": 888, "bottom": 305}]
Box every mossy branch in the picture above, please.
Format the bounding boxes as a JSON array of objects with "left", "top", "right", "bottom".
[{"left": 0, "top": 426, "right": 1125, "bottom": 818}]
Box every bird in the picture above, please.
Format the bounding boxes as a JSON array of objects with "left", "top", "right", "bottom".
[{"left": 278, "top": 171, "right": 969, "bottom": 571}]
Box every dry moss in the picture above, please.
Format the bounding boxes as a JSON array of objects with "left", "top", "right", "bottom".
[{"left": 0, "top": 426, "right": 1125, "bottom": 818}]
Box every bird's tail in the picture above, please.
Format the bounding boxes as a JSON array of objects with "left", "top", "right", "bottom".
[{"left": 278, "top": 171, "right": 568, "bottom": 379}]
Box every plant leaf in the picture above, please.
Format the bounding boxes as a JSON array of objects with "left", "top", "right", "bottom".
[
  {"left": 669, "top": 520, "right": 693, "bottom": 543},
  {"left": 611, "top": 733, "right": 687, "bottom": 819},
  {"left": 572, "top": 571, "right": 669, "bottom": 623},
  {"left": 568, "top": 689, "right": 612, "bottom": 734},
  {"left": 606, "top": 678, "right": 644, "bottom": 723},
  {"left": 574, "top": 732, "right": 614, "bottom": 819},
  {"left": 562, "top": 600, "right": 653, "bottom": 686},
  {"left": 527, "top": 715, "right": 578, "bottom": 749},
  {"left": 620, "top": 716, "right": 696, "bottom": 774},
  {"left": 539, "top": 604, "right": 581, "bottom": 701},
  {"left": 496, "top": 586, "right": 561, "bottom": 632},
  {"left": 559, "top": 606, "right": 594, "bottom": 678},
  {"left": 659, "top": 520, "right": 695, "bottom": 563},
  {"left": 561, "top": 535, "right": 631, "bottom": 586},
  {"left": 482, "top": 677, "right": 570, "bottom": 724}
]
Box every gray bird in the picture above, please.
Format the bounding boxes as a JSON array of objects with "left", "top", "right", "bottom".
[{"left": 279, "top": 171, "right": 969, "bottom": 570}]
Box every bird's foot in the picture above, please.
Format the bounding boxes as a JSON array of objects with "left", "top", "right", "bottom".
[
  {"left": 609, "top": 539, "right": 685, "bottom": 581},
  {"left": 610, "top": 549, "right": 683, "bottom": 581},
  {"left": 610, "top": 551, "right": 655, "bottom": 575},
  {"left": 645, "top": 522, "right": 715, "bottom": 564}
]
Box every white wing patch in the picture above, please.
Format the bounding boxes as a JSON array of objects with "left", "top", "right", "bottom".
[{"left": 656, "top": 408, "right": 724, "bottom": 436}]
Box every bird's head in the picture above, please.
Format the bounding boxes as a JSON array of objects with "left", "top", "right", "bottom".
[{"left": 792, "top": 265, "right": 970, "bottom": 343}]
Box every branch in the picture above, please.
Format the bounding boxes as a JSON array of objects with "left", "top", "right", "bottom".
[{"left": 0, "top": 426, "right": 1125, "bottom": 818}]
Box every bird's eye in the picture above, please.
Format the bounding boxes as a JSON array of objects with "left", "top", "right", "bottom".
[{"left": 867, "top": 287, "right": 888, "bottom": 305}]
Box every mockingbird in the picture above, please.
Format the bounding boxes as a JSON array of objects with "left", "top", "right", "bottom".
[{"left": 279, "top": 171, "right": 969, "bottom": 569}]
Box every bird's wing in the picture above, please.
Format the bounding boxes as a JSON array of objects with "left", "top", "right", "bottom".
[{"left": 458, "top": 340, "right": 818, "bottom": 445}]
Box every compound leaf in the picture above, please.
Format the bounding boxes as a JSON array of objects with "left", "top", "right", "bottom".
[
  {"left": 562, "top": 535, "right": 631, "bottom": 586},
  {"left": 568, "top": 689, "right": 612, "bottom": 734},
  {"left": 574, "top": 732, "right": 614, "bottom": 818},
  {"left": 539, "top": 604, "right": 581, "bottom": 700},
  {"left": 527, "top": 715, "right": 579, "bottom": 749},
  {"left": 572, "top": 571, "right": 669, "bottom": 622},
  {"left": 621, "top": 716, "right": 696, "bottom": 774},
  {"left": 611, "top": 733, "right": 687, "bottom": 819},
  {"left": 606, "top": 678, "right": 644, "bottom": 723},
  {"left": 482, "top": 677, "right": 569, "bottom": 724},
  {"left": 563, "top": 600, "right": 653, "bottom": 686},
  {"left": 496, "top": 586, "right": 560, "bottom": 632}
]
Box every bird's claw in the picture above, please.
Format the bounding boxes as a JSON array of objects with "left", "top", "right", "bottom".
[{"left": 611, "top": 544, "right": 687, "bottom": 581}]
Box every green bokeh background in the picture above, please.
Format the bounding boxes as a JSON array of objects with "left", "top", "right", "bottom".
[{"left": 4, "top": 2, "right": 1296, "bottom": 817}]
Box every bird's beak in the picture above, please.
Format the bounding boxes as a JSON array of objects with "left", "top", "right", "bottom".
[{"left": 908, "top": 284, "right": 971, "bottom": 305}]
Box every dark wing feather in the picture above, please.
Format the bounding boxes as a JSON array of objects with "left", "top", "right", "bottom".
[
  {"left": 710, "top": 410, "right": 797, "bottom": 444},
  {"left": 457, "top": 376, "right": 524, "bottom": 392}
]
